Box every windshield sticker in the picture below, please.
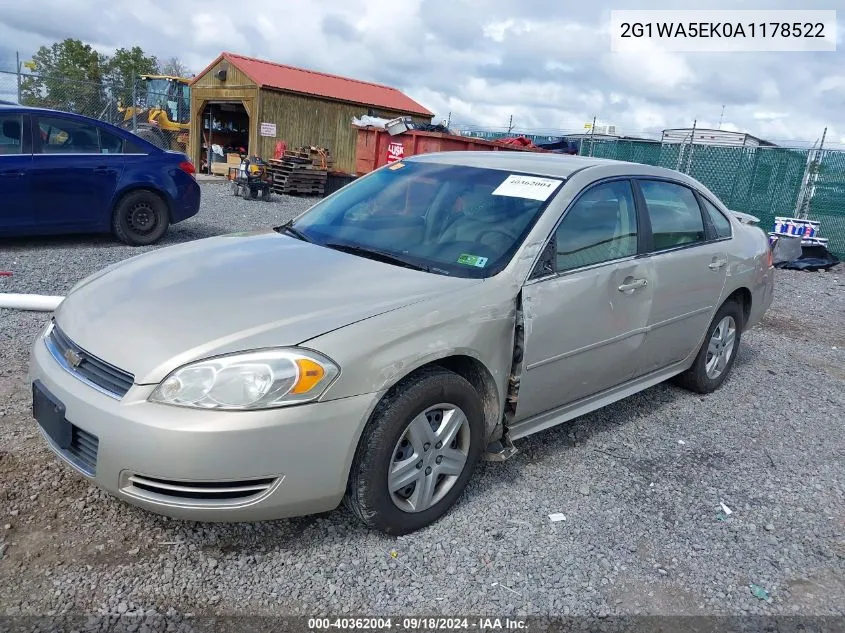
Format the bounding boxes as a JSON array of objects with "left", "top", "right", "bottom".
[
  {"left": 388, "top": 162, "right": 405, "bottom": 170},
  {"left": 492, "top": 174, "right": 563, "bottom": 201},
  {"left": 457, "top": 254, "right": 488, "bottom": 268}
]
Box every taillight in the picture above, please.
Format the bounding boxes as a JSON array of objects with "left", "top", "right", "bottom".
[{"left": 178, "top": 160, "right": 196, "bottom": 177}]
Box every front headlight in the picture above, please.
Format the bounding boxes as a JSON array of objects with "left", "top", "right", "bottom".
[{"left": 148, "top": 348, "right": 340, "bottom": 410}]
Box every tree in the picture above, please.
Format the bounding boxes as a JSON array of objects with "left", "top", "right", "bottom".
[
  {"left": 161, "top": 57, "right": 192, "bottom": 79},
  {"left": 20, "top": 39, "right": 107, "bottom": 117},
  {"left": 104, "top": 46, "right": 160, "bottom": 106}
]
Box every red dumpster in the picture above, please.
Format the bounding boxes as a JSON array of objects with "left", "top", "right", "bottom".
[{"left": 354, "top": 127, "right": 548, "bottom": 176}]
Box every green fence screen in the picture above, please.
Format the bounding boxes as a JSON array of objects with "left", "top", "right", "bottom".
[{"left": 580, "top": 138, "right": 845, "bottom": 257}]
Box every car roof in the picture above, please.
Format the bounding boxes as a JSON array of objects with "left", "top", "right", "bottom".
[{"left": 407, "top": 150, "right": 693, "bottom": 182}]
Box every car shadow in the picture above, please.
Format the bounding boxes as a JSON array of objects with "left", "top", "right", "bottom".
[{"left": 139, "top": 342, "right": 764, "bottom": 548}]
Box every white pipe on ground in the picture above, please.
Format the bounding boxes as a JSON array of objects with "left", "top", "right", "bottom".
[{"left": 0, "top": 293, "right": 65, "bottom": 312}]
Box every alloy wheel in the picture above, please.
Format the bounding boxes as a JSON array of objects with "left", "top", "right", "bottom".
[{"left": 705, "top": 315, "right": 737, "bottom": 380}]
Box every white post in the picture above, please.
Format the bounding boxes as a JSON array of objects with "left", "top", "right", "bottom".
[{"left": 0, "top": 294, "right": 64, "bottom": 312}]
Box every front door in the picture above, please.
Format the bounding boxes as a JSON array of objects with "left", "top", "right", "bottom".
[
  {"left": 31, "top": 114, "right": 124, "bottom": 229},
  {"left": 513, "top": 179, "right": 654, "bottom": 423},
  {"left": 633, "top": 179, "right": 729, "bottom": 375},
  {"left": 0, "top": 111, "right": 34, "bottom": 228}
]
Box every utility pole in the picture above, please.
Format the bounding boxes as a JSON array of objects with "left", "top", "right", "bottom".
[
  {"left": 718, "top": 105, "right": 725, "bottom": 130},
  {"left": 507, "top": 114, "right": 514, "bottom": 134},
  {"left": 588, "top": 115, "right": 597, "bottom": 156},
  {"left": 446, "top": 111, "right": 451, "bottom": 128}
]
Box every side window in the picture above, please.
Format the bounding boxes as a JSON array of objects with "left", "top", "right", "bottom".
[
  {"left": 639, "top": 180, "right": 706, "bottom": 251},
  {"left": 701, "top": 197, "right": 733, "bottom": 239},
  {"left": 37, "top": 117, "right": 101, "bottom": 154},
  {"left": 98, "top": 128, "right": 125, "bottom": 154},
  {"left": 0, "top": 113, "right": 23, "bottom": 155},
  {"left": 553, "top": 180, "right": 638, "bottom": 273}
]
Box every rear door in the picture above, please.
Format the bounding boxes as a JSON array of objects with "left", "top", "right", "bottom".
[
  {"left": 31, "top": 114, "right": 125, "bottom": 229},
  {"left": 513, "top": 179, "right": 654, "bottom": 422},
  {"left": 633, "top": 179, "right": 729, "bottom": 375},
  {"left": 0, "top": 111, "right": 34, "bottom": 228}
]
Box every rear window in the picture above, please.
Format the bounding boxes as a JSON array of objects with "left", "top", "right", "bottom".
[
  {"left": 701, "top": 197, "right": 733, "bottom": 239},
  {"left": 99, "top": 128, "right": 125, "bottom": 154}
]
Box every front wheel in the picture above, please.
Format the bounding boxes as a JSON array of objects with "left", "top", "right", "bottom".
[
  {"left": 344, "top": 367, "right": 485, "bottom": 535},
  {"left": 673, "top": 300, "right": 743, "bottom": 394},
  {"left": 112, "top": 190, "right": 169, "bottom": 246}
]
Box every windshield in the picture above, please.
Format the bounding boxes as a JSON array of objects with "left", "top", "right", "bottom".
[
  {"left": 145, "top": 79, "right": 171, "bottom": 109},
  {"left": 145, "top": 79, "right": 189, "bottom": 124},
  {"left": 289, "top": 161, "right": 564, "bottom": 278}
]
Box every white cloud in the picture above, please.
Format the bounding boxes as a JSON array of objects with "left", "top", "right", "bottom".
[{"left": 0, "top": 0, "right": 841, "bottom": 145}]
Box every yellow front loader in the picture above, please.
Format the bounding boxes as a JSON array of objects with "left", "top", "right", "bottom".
[{"left": 119, "top": 75, "right": 191, "bottom": 151}]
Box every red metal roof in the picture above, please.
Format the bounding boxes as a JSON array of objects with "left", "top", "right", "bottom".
[{"left": 193, "top": 52, "right": 433, "bottom": 117}]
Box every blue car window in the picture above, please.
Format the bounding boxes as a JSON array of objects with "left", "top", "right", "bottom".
[
  {"left": 38, "top": 117, "right": 102, "bottom": 154},
  {"left": 99, "top": 128, "right": 125, "bottom": 154},
  {"left": 0, "top": 113, "right": 23, "bottom": 155}
]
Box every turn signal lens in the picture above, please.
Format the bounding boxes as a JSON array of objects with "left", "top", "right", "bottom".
[{"left": 292, "top": 358, "right": 326, "bottom": 394}]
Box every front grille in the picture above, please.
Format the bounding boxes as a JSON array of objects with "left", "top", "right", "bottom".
[
  {"left": 65, "top": 426, "right": 99, "bottom": 476},
  {"left": 46, "top": 322, "right": 134, "bottom": 398},
  {"left": 123, "top": 474, "right": 278, "bottom": 507}
]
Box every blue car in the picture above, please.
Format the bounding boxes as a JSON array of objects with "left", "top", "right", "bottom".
[{"left": 0, "top": 104, "right": 200, "bottom": 246}]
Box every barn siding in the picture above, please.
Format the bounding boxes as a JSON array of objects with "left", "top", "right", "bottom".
[
  {"left": 257, "top": 88, "right": 432, "bottom": 173},
  {"left": 189, "top": 59, "right": 259, "bottom": 165}
]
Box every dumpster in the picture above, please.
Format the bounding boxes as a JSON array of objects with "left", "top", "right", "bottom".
[{"left": 354, "top": 127, "right": 549, "bottom": 176}]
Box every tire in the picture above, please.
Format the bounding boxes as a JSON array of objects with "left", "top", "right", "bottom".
[
  {"left": 344, "top": 367, "right": 485, "bottom": 535},
  {"left": 112, "top": 190, "right": 170, "bottom": 246},
  {"left": 241, "top": 185, "right": 254, "bottom": 200},
  {"left": 672, "top": 300, "right": 743, "bottom": 394},
  {"left": 231, "top": 181, "right": 240, "bottom": 196}
]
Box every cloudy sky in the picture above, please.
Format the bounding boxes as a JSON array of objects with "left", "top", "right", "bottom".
[{"left": 0, "top": 0, "right": 842, "bottom": 147}]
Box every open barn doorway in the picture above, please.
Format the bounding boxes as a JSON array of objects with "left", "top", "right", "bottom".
[{"left": 200, "top": 101, "right": 250, "bottom": 176}]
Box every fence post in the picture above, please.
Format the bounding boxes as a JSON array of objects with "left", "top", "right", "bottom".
[
  {"left": 684, "top": 119, "right": 697, "bottom": 174},
  {"left": 131, "top": 74, "right": 137, "bottom": 132},
  {"left": 15, "top": 51, "right": 21, "bottom": 103},
  {"left": 588, "top": 115, "right": 596, "bottom": 157}
]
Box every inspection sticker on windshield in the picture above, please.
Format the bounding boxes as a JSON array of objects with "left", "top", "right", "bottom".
[
  {"left": 457, "top": 253, "right": 488, "bottom": 268},
  {"left": 492, "top": 174, "right": 563, "bottom": 201}
]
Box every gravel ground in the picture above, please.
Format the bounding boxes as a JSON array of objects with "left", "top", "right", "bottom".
[{"left": 1, "top": 182, "right": 844, "bottom": 626}]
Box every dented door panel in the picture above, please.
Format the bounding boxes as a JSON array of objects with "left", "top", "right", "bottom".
[{"left": 512, "top": 258, "right": 654, "bottom": 422}]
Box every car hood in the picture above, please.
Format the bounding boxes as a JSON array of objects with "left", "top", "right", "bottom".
[{"left": 54, "top": 229, "right": 479, "bottom": 384}]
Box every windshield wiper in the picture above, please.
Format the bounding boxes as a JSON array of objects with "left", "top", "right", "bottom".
[
  {"left": 273, "top": 221, "right": 312, "bottom": 243},
  {"left": 324, "top": 242, "right": 435, "bottom": 273}
]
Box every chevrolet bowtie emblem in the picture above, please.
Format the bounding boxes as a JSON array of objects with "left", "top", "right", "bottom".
[{"left": 63, "top": 347, "right": 83, "bottom": 368}]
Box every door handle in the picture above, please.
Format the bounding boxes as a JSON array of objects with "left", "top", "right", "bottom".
[
  {"left": 618, "top": 278, "right": 648, "bottom": 293},
  {"left": 709, "top": 258, "right": 727, "bottom": 270}
]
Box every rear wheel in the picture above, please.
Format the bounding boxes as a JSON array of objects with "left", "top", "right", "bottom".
[
  {"left": 344, "top": 367, "right": 484, "bottom": 535},
  {"left": 112, "top": 190, "right": 169, "bottom": 246},
  {"left": 673, "top": 300, "right": 743, "bottom": 394}
]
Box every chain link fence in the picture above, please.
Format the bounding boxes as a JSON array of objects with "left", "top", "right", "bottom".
[
  {"left": 2, "top": 67, "right": 843, "bottom": 257},
  {"left": 0, "top": 69, "right": 189, "bottom": 152},
  {"left": 578, "top": 136, "right": 843, "bottom": 256}
]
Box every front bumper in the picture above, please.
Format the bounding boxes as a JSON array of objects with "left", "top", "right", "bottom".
[{"left": 29, "top": 329, "right": 378, "bottom": 521}]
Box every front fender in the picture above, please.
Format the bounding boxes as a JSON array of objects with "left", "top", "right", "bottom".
[{"left": 303, "top": 282, "right": 519, "bottom": 436}]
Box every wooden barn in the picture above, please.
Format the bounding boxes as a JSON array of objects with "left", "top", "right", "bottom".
[{"left": 188, "top": 52, "right": 434, "bottom": 175}]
